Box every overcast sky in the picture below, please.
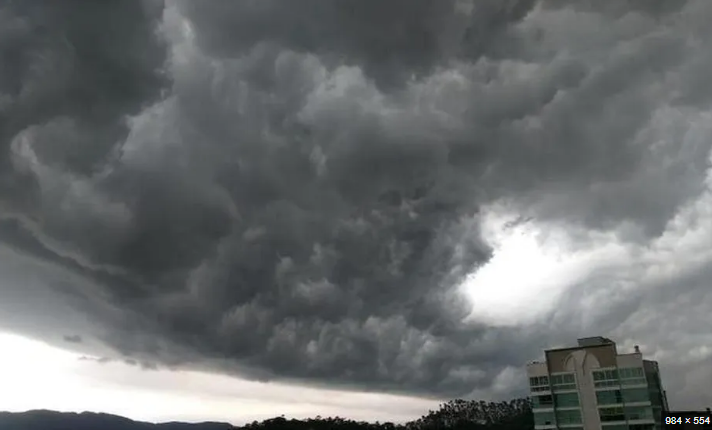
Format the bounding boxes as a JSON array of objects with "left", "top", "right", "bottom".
[{"left": 1, "top": 0, "right": 712, "bottom": 425}]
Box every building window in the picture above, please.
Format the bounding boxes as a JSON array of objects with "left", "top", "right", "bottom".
[
  {"left": 649, "top": 392, "right": 663, "bottom": 406},
  {"left": 556, "top": 409, "right": 582, "bottom": 425},
  {"left": 533, "top": 394, "right": 554, "bottom": 408},
  {"left": 551, "top": 373, "right": 577, "bottom": 391},
  {"left": 552, "top": 373, "right": 576, "bottom": 384},
  {"left": 530, "top": 376, "right": 550, "bottom": 392},
  {"left": 619, "top": 367, "right": 644, "bottom": 378},
  {"left": 622, "top": 387, "right": 650, "bottom": 403},
  {"left": 600, "top": 407, "right": 626, "bottom": 422},
  {"left": 594, "top": 369, "right": 619, "bottom": 380},
  {"left": 531, "top": 376, "right": 549, "bottom": 386},
  {"left": 597, "top": 390, "right": 624, "bottom": 405},
  {"left": 646, "top": 372, "right": 661, "bottom": 391},
  {"left": 625, "top": 406, "right": 653, "bottom": 421},
  {"left": 619, "top": 367, "right": 647, "bottom": 386},
  {"left": 534, "top": 411, "right": 556, "bottom": 426},
  {"left": 532, "top": 386, "right": 551, "bottom": 392},
  {"left": 652, "top": 407, "right": 663, "bottom": 426},
  {"left": 594, "top": 367, "right": 647, "bottom": 388},
  {"left": 555, "top": 392, "right": 580, "bottom": 407},
  {"left": 593, "top": 369, "right": 621, "bottom": 388}
]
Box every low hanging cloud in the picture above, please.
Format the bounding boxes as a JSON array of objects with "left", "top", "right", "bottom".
[
  {"left": 63, "top": 334, "right": 82, "bottom": 344},
  {"left": 1, "top": 0, "right": 712, "bottom": 405}
]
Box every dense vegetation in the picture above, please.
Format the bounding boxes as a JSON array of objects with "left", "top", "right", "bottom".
[
  {"left": 0, "top": 398, "right": 533, "bottom": 430},
  {"left": 242, "top": 398, "right": 532, "bottom": 430}
]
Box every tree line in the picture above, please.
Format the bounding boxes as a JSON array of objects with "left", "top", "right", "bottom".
[{"left": 242, "top": 398, "right": 533, "bottom": 430}]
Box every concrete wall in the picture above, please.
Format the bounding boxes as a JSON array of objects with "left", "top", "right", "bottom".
[
  {"left": 528, "top": 361, "right": 548, "bottom": 377},
  {"left": 564, "top": 349, "right": 602, "bottom": 430},
  {"left": 617, "top": 352, "right": 643, "bottom": 367}
]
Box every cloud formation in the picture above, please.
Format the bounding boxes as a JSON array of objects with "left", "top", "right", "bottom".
[
  {"left": 63, "top": 335, "right": 82, "bottom": 344},
  {"left": 1, "top": 0, "right": 712, "bottom": 407}
]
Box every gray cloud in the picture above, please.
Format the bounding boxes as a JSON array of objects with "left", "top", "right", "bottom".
[
  {"left": 1, "top": 0, "right": 712, "bottom": 407},
  {"left": 540, "top": 0, "right": 687, "bottom": 18},
  {"left": 63, "top": 334, "right": 82, "bottom": 344},
  {"left": 77, "top": 355, "right": 163, "bottom": 371},
  {"left": 78, "top": 355, "right": 111, "bottom": 364},
  {"left": 175, "top": 0, "right": 536, "bottom": 88}
]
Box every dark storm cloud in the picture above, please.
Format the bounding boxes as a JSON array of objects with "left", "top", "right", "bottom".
[
  {"left": 540, "top": 0, "right": 687, "bottom": 18},
  {"left": 175, "top": 0, "right": 536, "bottom": 88},
  {"left": 1, "top": 0, "right": 712, "bottom": 403},
  {"left": 78, "top": 355, "right": 161, "bottom": 370},
  {"left": 63, "top": 334, "right": 82, "bottom": 344},
  {"left": 0, "top": 0, "right": 167, "bottom": 206}
]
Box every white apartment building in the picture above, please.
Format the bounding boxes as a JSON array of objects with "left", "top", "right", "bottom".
[{"left": 528, "top": 337, "right": 669, "bottom": 430}]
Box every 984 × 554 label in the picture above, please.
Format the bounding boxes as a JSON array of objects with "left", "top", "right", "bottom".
[{"left": 664, "top": 411, "right": 712, "bottom": 429}]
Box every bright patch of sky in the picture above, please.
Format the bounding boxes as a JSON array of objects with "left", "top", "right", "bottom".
[
  {"left": 460, "top": 204, "right": 631, "bottom": 327},
  {"left": 0, "top": 332, "right": 437, "bottom": 425}
]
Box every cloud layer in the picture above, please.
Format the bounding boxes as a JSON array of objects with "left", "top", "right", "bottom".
[{"left": 1, "top": 0, "right": 712, "bottom": 406}]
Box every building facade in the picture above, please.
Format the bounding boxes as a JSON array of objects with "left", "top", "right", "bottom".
[{"left": 528, "top": 337, "right": 669, "bottom": 430}]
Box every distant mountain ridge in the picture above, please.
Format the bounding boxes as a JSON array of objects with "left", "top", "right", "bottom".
[{"left": 0, "top": 410, "right": 235, "bottom": 430}]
